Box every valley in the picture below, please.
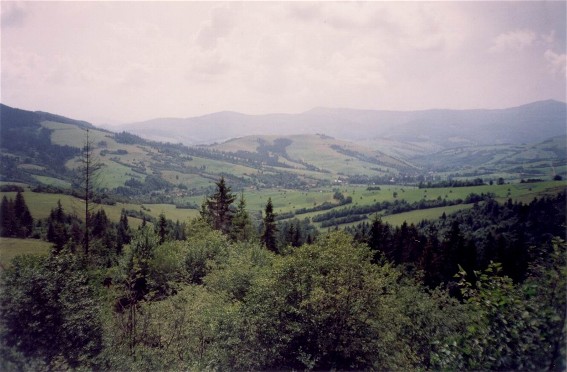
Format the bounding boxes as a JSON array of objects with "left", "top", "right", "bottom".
[
  {"left": 1, "top": 101, "right": 565, "bottom": 231},
  {"left": 0, "top": 101, "right": 566, "bottom": 371}
]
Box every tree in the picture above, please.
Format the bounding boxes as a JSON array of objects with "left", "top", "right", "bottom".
[
  {"left": 157, "top": 213, "right": 169, "bottom": 244},
  {"left": 13, "top": 192, "right": 33, "bottom": 238},
  {"left": 0, "top": 196, "right": 15, "bottom": 237},
  {"left": 0, "top": 193, "right": 33, "bottom": 238},
  {"left": 0, "top": 253, "right": 103, "bottom": 368},
  {"left": 46, "top": 201, "right": 70, "bottom": 253},
  {"left": 117, "top": 209, "right": 131, "bottom": 250},
  {"left": 261, "top": 198, "right": 277, "bottom": 252},
  {"left": 78, "top": 129, "right": 103, "bottom": 258},
  {"left": 240, "top": 231, "right": 453, "bottom": 370},
  {"left": 230, "top": 192, "right": 254, "bottom": 242},
  {"left": 204, "top": 177, "right": 236, "bottom": 235}
]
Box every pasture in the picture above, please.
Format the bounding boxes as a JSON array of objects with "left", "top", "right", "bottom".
[
  {"left": 0, "top": 238, "right": 52, "bottom": 269},
  {"left": 1, "top": 180, "right": 563, "bottom": 232}
]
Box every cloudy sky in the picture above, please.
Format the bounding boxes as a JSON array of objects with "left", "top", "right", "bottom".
[{"left": 1, "top": 1, "right": 565, "bottom": 125}]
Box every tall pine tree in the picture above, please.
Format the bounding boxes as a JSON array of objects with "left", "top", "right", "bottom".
[
  {"left": 13, "top": 192, "right": 33, "bottom": 238},
  {"left": 204, "top": 177, "right": 236, "bottom": 235},
  {"left": 230, "top": 192, "right": 253, "bottom": 242},
  {"left": 261, "top": 197, "right": 278, "bottom": 252}
]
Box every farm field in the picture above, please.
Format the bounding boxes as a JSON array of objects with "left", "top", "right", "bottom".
[
  {"left": 0, "top": 190, "right": 199, "bottom": 227},
  {"left": 0, "top": 238, "right": 52, "bottom": 269},
  {"left": 1, "top": 181, "right": 563, "bottom": 234},
  {"left": 181, "top": 180, "right": 566, "bottom": 226}
]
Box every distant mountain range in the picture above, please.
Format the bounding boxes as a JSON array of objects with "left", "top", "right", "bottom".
[{"left": 117, "top": 100, "right": 567, "bottom": 147}]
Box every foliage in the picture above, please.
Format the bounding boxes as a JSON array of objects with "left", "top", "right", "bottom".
[
  {"left": 0, "top": 192, "right": 33, "bottom": 238},
  {"left": 229, "top": 192, "right": 255, "bottom": 242},
  {"left": 434, "top": 250, "right": 566, "bottom": 371},
  {"left": 0, "top": 253, "right": 103, "bottom": 369},
  {"left": 201, "top": 177, "right": 236, "bottom": 235},
  {"left": 261, "top": 197, "right": 277, "bottom": 252}
]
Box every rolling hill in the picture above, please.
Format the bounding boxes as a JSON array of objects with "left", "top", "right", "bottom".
[
  {"left": 1, "top": 101, "right": 565, "bottom": 206},
  {"left": 118, "top": 100, "right": 567, "bottom": 150}
]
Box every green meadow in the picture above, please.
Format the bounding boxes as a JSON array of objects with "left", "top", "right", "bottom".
[
  {"left": 0, "top": 238, "right": 52, "bottom": 269},
  {"left": 1, "top": 180, "right": 563, "bottom": 233},
  {"left": 0, "top": 191, "right": 199, "bottom": 228}
]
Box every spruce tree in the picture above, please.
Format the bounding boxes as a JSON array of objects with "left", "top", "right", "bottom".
[
  {"left": 205, "top": 177, "right": 236, "bottom": 235},
  {"left": 157, "top": 213, "right": 168, "bottom": 244},
  {"left": 230, "top": 192, "right": 253, "bottom": 242},
  {"left": 117, "top": 210, "right": 131, "bottom": 249},
  {"left": 261, "top": 197, "right": 278, "bottom": 252},
  {"left": 13, "top": 192, "right": 33, "bottom": 238},
  {"left": 0, "top": 196, "right": 15, "bottom": 237}
]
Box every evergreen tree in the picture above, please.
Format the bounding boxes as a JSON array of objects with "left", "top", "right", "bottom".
[
  {"left": 91, "top": 209, "right": 109, "bottom": 239},
  {"left": 78, "top": 129, "right": 102, "bottom": 258},
  {"left": 230, "top": 192, "right": 253, "bottom": 242},
  {"left": 117, "top": 210, "right": 131, "bottom": 249},
  {"left": 46, "top": 201, "right": 69, "bottom": 253},
  {"left": 261, "top": 197, "right": 278, "bottom": 252},
  {"left": 157, "top": 213, "right": 168, "bottom": 244},
  {"left": 369, "top": 217, "right": 391, "bottom": 263},
  {"left": 0, "top": 196, "right": 15, "bottom": 237},
  {"left": 204, "top": 177, "right": 236, "bottom": 235},
  {"left": 13, "top": 192, "right": 33, "bottom": 238}
]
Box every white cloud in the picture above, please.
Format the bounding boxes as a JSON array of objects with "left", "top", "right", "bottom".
[
  {"left": 0, "top": 2, "right": 28, "bottom": 29},
  {"left": 545, "top": 49, "right": 567, "bottom": 77},
  {"left": 490, "top": 29, "right": 537, "bottom": 52},
  {"left": 196, "top": 5, "right": 236, "bottom": 50}
]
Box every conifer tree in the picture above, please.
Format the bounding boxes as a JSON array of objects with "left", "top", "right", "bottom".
[
  {"left": 157, "top": 213, "right": 168, "bottom": 244},
  {"left": 117, "top": 210, "right": 131, "bottom": 249},
  {"left": 204, "top": 177, "right": 236, "bottom": 235},
  {"left": 13, "top": 192, "right": 33, "bottom": 238},
  {"left": 261, "top": 197, "right": 278, "bottom": 252},
  {"left": 78, "top": 129, "right": 102, "bottom": 258},
  {"left": 0, "top": 196, "right": 15, "bottom": 237},
  {"left": 230, "top": 192, "right": 253, "bottom": 242}
]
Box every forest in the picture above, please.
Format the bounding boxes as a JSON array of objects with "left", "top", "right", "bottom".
[{"left": 0, "top": 177, "right": 565, "bottom": 371}]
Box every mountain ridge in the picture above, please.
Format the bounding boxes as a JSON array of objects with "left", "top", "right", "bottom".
[{"left": 116, "top": 100, "right": 567, "bottom": 147}]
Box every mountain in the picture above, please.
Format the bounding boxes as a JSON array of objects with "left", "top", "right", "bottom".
[
  {"left": 118, "top": 100, "right": 567, "bottom": 148},
  {"left": 0, "top": 104, "right": 96, "bottom": 185},
  {"left": 1, "top": 101, "right": 565, "bottom": 201}
]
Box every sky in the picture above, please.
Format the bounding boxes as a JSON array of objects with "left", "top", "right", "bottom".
[{"left": 1, "top": 1, "right": 566, "bottom": 125}]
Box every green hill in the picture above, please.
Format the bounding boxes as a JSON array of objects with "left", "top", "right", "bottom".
[
  {"left": 1, "top": 103, "right": 565, "bottom": 218},
  {"left": 210, "top": 134, "right": 416, "bottom": 176}
]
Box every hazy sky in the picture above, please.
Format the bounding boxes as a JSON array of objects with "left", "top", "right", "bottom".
[{"left": 1, "top": 1, "right": 566, "bottom": 125}]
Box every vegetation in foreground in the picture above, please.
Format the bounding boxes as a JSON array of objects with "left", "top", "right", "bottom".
[{"left": 0, "top": 178, "right": 565, "bottom": 371}]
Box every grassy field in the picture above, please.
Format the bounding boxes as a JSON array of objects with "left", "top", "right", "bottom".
[
  {"left": 212, "top": 134, "right": 404, "bottom": 176},
  {"left": 0, "top": 191, "right": 199, "bottom": 228},
  {"left": 382, "top": 203, "right": 475, "bottom": 226},
  {"left": 2, "top": 180, "right": 563, "bottom": 231},
  {"left": 0, "top": 238, "right": 52, "bottom": 269}
]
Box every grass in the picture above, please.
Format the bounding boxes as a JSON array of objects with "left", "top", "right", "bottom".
[
  {"left": 2, "top": 180, "right": 563, "bottom": 233},
  {"left": 0, "top": 191, "right": 199, "bottom": 228},
  {"left": 382, "top": 203, "right": 475, "bottom": 226},
  {"left": 32, "top": 175, "right": 72, "bottom": 189},
  {"left": 0, "top": 238, "right": 52, "bottom": 269}
]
